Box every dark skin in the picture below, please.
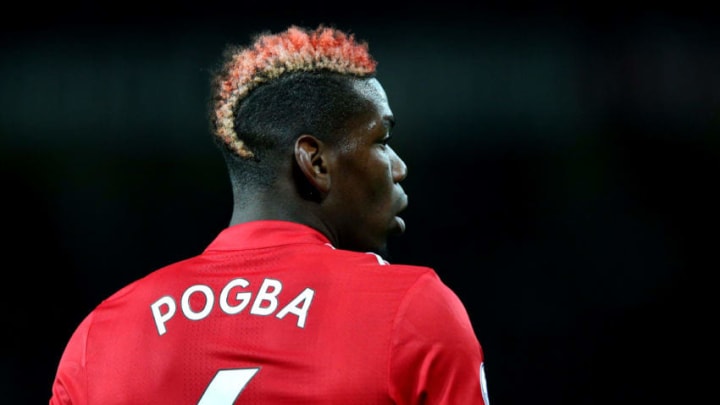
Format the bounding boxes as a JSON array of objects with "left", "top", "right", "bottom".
[{"left": 228, "top": 77, "right": 409, "bottom": 257}]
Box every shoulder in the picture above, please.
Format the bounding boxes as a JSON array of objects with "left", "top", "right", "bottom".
[
  {"left": 331, "top": 250, "right": 474, "bottom": 337},
  {"left": 330, "top": 248, "right": 438, "bottom": 275},
  {"left": 393, "top": 269, "right": 478, "bottom": 343},
  {"left": 330, "top": 249, "right": 445, "bottom": 287}
]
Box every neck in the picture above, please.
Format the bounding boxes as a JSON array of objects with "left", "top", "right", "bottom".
[{"left": 227, "top": 190, "right": 337, "bottom": 244}]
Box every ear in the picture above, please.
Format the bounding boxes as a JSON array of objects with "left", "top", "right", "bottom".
[{"left": 295, "top": 134, "right": 331, "bottom": 194}]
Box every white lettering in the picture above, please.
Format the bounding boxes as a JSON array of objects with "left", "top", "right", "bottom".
[
  {"left": 219, "top": 278, "right": 251, "bottom": 314},
  {"left": 250, "top": 278, "right": 282, "bottom": 316},
  {"left": 149, "top": 278, "right": 312, "bottom": 336},
  {"left": 276, "top": 288, "right": 314, "bottom": 328},
  {"left": 150, "top": 295, "right": 176, "bottom": 336},
  {"left": 181, "top": 284, "right": 214, "bottom": 321}
]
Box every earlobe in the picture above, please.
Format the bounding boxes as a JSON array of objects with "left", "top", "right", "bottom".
[{"left": 295, "top": 135, "right": 331, "bottom": 194}]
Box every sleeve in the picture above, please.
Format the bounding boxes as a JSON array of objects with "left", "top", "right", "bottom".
[
  {"left": 49, "top": 312, "right": 94, "bottom": 405},
  {"left": 388, "top": 273, "right": 490, "bottom": 405}
]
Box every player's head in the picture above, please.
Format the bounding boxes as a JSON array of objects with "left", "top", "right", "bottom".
[{"left": 209, "top": 25, "right": 408, "bottom": 256}]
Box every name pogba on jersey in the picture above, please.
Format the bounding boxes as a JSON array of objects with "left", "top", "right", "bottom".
[{"left": 150, "top": 277, "right": 315, "bottom": 336}]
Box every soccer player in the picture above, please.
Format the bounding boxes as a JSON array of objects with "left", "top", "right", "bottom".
[{"left": 49, "top": 24, "right": 491, "bottom": 404}]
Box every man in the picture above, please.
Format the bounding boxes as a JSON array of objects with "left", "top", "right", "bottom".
[{"left": 49, "top": 24, "right": 490, "bottom": 404}]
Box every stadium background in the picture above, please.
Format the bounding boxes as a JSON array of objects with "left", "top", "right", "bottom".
[{"left": 1, "top": 2, "right": 715, "bottom": 403}]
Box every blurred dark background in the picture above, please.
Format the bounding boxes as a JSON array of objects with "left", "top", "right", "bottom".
[{"left": 1, "top": 1, "right": 716, "bottom": 404}]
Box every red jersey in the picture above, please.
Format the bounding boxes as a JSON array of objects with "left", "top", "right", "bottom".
[{"left": 50, "top": 220, "right": 489, "bottom": 404}]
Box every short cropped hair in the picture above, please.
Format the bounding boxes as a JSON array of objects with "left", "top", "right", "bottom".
[{"left": 208, "top": 25, "right": 378, "bottom": 187}]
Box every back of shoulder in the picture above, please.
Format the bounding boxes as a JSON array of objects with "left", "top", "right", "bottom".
[
  {"left": 336, "top": 249, "right": 440, "bottom": 279},
  {"left": 330, "top": 250, "right": 452, "bottom": 298}
]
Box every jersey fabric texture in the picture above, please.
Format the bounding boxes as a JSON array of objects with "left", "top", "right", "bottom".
[{"left": 50, "top": 220, "right": 487, "bottom": 404}]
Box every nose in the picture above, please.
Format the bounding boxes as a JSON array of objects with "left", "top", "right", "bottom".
[{"left": 390, "top": 146, "right": 408, "bottom": 182}]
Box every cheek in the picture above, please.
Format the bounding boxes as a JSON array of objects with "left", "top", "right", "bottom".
[
  {"left": 335, "top": 151, "right": 394, "bottom": 206},
  {"left": 360, "top": 163, "right": 395, "bottom": 205}
]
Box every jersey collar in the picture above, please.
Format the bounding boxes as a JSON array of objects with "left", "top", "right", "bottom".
[{"left": 204, "top": 220, "right": 332, "bottom": 252}]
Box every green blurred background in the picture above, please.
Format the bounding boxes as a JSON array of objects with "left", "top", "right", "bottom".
[{"left": 2, "top": 1, "right": 716, "bottom": 404}]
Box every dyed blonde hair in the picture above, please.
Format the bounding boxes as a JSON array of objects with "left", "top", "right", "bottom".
[{"left": 211, "top": 25, "right": 377, "bottom": 158}]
